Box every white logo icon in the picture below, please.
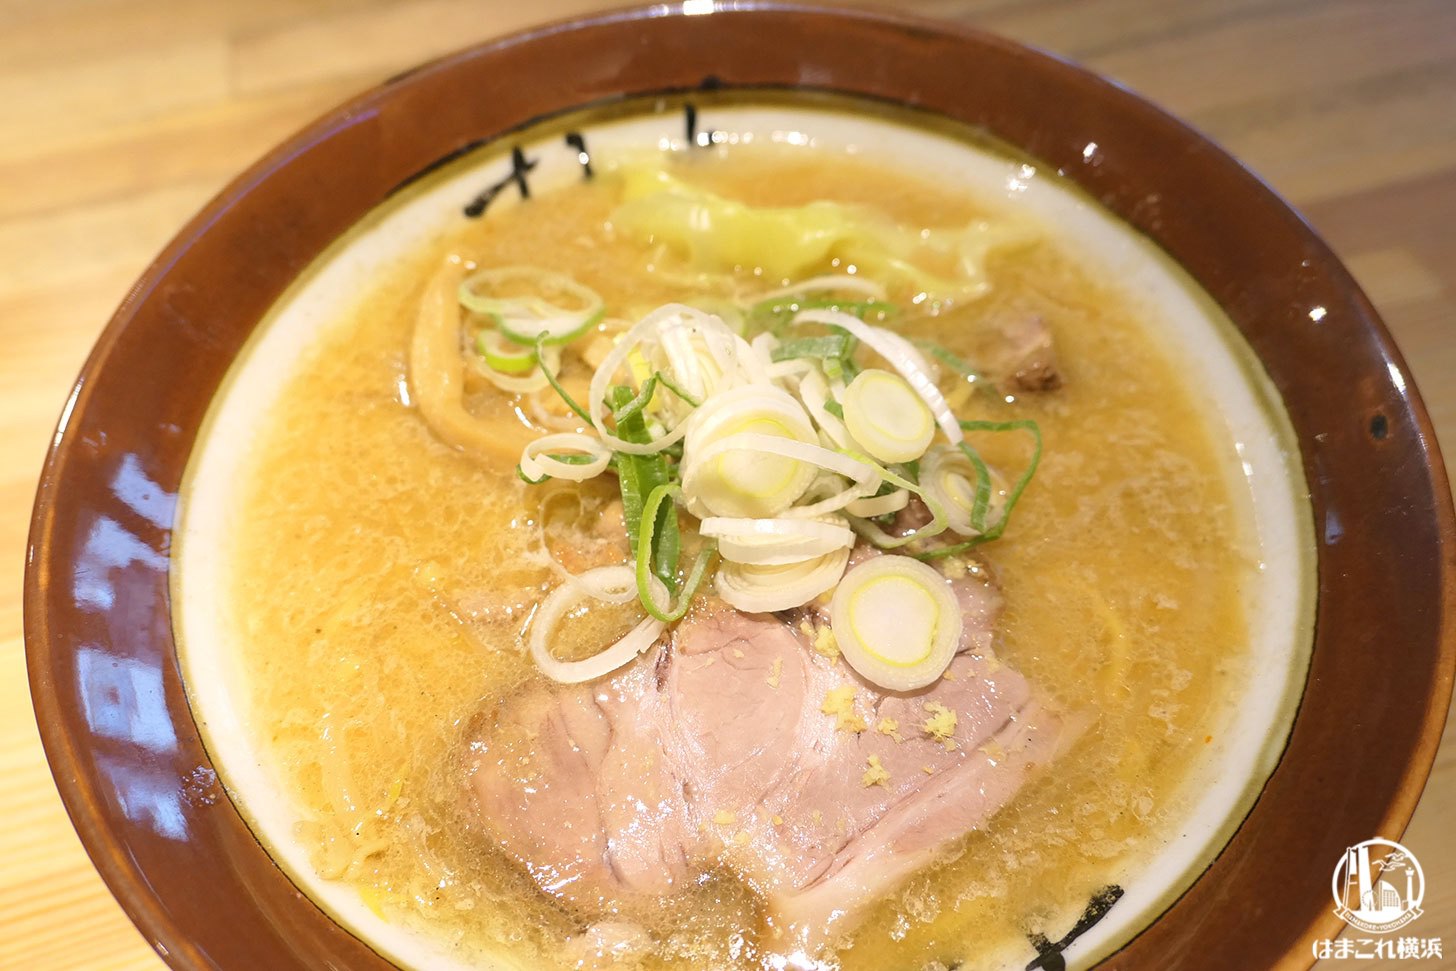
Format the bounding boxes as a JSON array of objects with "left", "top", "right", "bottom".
[{"left": 1333, "top": 839, "right": 1425, "bottom": 933}]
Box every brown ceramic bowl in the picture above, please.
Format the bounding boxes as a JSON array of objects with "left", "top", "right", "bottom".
[{"left": 24, "top": 4, "right": 1456, "bottom": 970}]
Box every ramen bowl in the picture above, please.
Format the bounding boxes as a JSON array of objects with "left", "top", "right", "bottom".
[{"left": 25, "top": 5, "right": 1456, "bottom": 970}]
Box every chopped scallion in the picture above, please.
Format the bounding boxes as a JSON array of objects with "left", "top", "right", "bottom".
[
  {"left": 534, "top": 333, "right": 591, "bottom": 423},
  {"left": 920, "top": 419, "right": 1042, "bottom": 559},
  {"left": 636, "top": 483, "right": 716, "bottom": 622}
]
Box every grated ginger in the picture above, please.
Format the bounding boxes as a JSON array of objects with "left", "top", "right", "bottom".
[
  {"left": 876, "top": 718, "right": 903, "bottom": 742},
  {"left": 799, "top": 618, "right": 840, "bottom": 659},
  {"left": 767, "top": 657, "right": 783, "bottom": 689},
  {"left": 821, "top": 684, "right": 866, "bottom": 733},
  {"left": 713, "top": 809, "right": 736, "bottom": 826},
  {"left": 922, "top": 702, "right": 958, "bottom": 749},
  {"left": 939, "top": 556, "right": 968, "bottom": 579},
  {"left": 862, "top": 755, "right": 891, "bottom": 788}
]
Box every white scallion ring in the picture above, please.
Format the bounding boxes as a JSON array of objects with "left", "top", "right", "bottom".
[
  {"left": 519, "top": 433, "right": 613, "bottom": 483},
  {"left": 700, "top": 515, "right": 854, "bottom": 565},
  {"left": 529, "top": 566, "right": 670, "bottom": 684},
  {"left": 794, "top": 308, "right": 963, "bottom": 445},
  {"left": 459, "top": 266, "right": 604, "bottom": 345},
  {"left": 477, "top": 329, "right": 537, "bottom": 374},
  {"left": 588, "top": 304, "right": 737, "bottom": 455},
  {"left": 797, "top": 367, "right": 858, "bottom": 451},
  {"left": 845, "top": 489, "right": 910, "bottom": 518},
  {"left": 714, "top": 547, "right": 851, "bottom": 613},
  {"left": 829, "top": 555, "right": 963, "bottom": 691},
  {"left": 468, "top": 343, "right": 561, "bottom": 394},
  {"left": 684, "top": 431, "right": 876, "bottom": 520},
  {"left": 841, "top": 368, "right": 936, "bottom": 464},
  {"left": 921, "top": 445, "right": 1006, "bottom": 536}
]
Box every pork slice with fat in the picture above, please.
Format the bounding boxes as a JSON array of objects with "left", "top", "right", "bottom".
[
  {"left": 665, "top": 593, "right": 1065, "bottom": 949},
  {"left": 467, "top": 572, "right": 1075, "bottom": 954},
  {"left": 468, "top": 655, "right": 698, "bottom": 909}
]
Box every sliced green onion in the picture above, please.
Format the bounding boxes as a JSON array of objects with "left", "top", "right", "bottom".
[
  {"left": 476, "top": 329, "right": 537, "bottom": 374},
  {"left": 534, "top": 333, "right": 591, "bottom": 424},
  {"left": 781, "top": 477, "right": 880, "bottom": 519},
  {"left": 829, "top": 554, "right": 963, "bottom": 691},
  {"left": 681, "top": 386, "right": 821, "bottom": 518},
  {"left": 771, "top": 335, "right": 855, "bottom": 362},
  {"left": 518, "top": 455, "right": 601, "bottom": 486},
  {"left": 958, "top": 442, "right": 995, "bottom": 531},
  {"left": 528, "top": 565, "right": 668, "bottom": 683},
  {"left": 611, "top": 370, "right": 704, "bottom": 427},
  {"left": 608, "top": 385, "right": 677, "bottom": 592},
  {"left": 459, "top": 266, "right": 604, "bottom": 346},
  {"left": 795, "top": 309, "right": 962, "bottom": 446},
  {"left": 922, "top": 444, "right": 995, "bottom": 537},
  {"left": 714, "top": 547, "right": 850, "bottom": 613},
  {"left": 754, "top": 274, "right": 888, "bottom": 303},
  {"left": 700, "top": 514, "right": 854, "bottom": 566},
  {"left": 587, "top": 305, "right": 745, "bottom": 456},
  {"left": 844, "top": 489, "right": 909, "bottom": 518},
  {"left": 841, "top": 368, "right": 936, "bottom": 464},
  {"left": 686, "top": 431, "right": 875, "bottom": 519},
  {"left": 518, "top": 433, "right": 612, "bottom": 483},
  {"left": 612, "top": 374, "right": 660, "bottom": 425},
  {"left": 653, "top": 370, "right": 702, "bottom": 408},
  {"left": 914, "top": 338, "right": 990, "bottom": 391},
  {"left": 467, "top": 346, "right": 557, "bottom": 394},
  {"left": 841, "top": 456, "right": 949, "bottom": 550},
  {"left": 635, "top": 483, "right": 716, "bottom": 622},
  {"left": 693, "top": 432, "right": 877, "bottom": 487},
  {"left": 499, "top": 306, "right": 603, "bottom": 346},
  {"left": 796, "top": 367, "right": 855, "bottom": 451},
  {"left": 920, "top": 419, "right": 1043, "bottom": 559},
  {"left": 750, "top": 295, "right": 896, "bottom": 334}
]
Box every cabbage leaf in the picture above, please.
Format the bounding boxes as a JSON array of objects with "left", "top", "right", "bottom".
[{"left": 608, "top": 164, "right": 1036, "bottom": 302}]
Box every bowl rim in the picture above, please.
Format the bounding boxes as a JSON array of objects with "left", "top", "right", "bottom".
[{"left": 25, "top": 4, "right": 1456, "bottom": 970}]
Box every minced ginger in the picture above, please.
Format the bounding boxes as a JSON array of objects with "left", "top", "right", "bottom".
[
  {"left": 922, "top": 702, "right": 958, "bottom": 749},
  {"left": 862, "top": 755, "right": 891, "bottom": 788},
  {"left": 798, "top": 618, "right": 840, "bottom": 659},
  {"left": 821, "top": 684, "right": 866, "bottom": 733}
]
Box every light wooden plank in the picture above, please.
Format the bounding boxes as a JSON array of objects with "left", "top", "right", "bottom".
[{"left": 0, "top": 39, "right": 230, "bottom": 148}]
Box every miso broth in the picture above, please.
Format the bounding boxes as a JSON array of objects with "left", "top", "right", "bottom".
[{"left": 214, "top": 143, "right": 1255, "bottom": 970}]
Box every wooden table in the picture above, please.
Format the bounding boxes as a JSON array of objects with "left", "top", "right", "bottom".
[{"left": 2, "top": 1, "right": 1451, "bottom": 968}]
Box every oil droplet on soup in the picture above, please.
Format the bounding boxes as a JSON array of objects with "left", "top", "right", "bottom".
[{"left": 224, "top": 144, "right": 1252, "bottom": 970}]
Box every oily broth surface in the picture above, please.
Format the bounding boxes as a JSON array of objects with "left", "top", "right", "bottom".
[{"left": 223, "top": 146, "right": 1251, "bottom": 969}]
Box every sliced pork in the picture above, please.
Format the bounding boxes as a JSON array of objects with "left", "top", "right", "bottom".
[
  {"left": 467, "top": 566, "right": 1072, "bottom": 951},
  {"left": 986, "top": 314, "right": 1062, "bottom": 393}
]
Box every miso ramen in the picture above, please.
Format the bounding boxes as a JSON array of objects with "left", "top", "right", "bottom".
[{"left": 196, "top": 123, "right": 1261, "bottom": 971}]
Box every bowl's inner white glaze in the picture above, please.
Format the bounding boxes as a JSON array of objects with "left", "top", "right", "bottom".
[{"left": 175, "top": 98, "right": 1314, "bottom": 971}]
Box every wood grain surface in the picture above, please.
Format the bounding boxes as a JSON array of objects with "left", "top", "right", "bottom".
[{"left": 1, "top": 1, "right": 1451, "bottom": 969}]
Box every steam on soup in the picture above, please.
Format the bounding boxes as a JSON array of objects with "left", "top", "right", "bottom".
[{"left": 213, "top": 138, "right": 1253, "bottom": 970}]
